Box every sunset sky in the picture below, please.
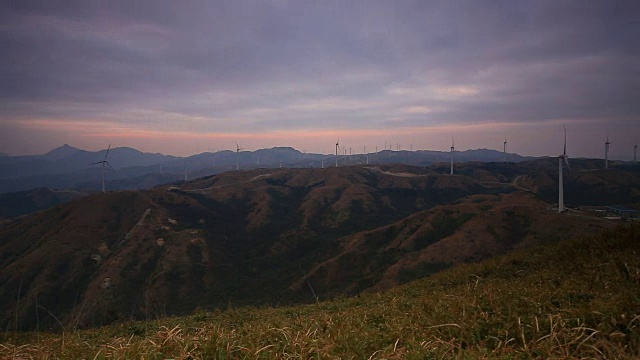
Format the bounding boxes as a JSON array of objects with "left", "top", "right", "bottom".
[{"left": 1, "top": 1, "right": 638, "bottom": 159}]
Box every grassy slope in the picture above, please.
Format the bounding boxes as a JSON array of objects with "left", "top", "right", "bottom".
[{"left": 2, "top": 225, "right": 639, "bottom": 359}]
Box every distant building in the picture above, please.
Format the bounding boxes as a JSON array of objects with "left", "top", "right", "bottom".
[{"left": 607, "top": 205, "right": 640, "bottom": 219}]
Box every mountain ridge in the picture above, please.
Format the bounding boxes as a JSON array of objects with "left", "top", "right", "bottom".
[
  {"left": 0, "top": 144, "right": 534, "bottom": 194},
  {"left": 1, "top": 162, "right": 637, "bottom": 330}
]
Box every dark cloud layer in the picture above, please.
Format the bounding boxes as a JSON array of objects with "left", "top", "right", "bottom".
[{"left": 1, "top": 0, "right": 638, "bottom": 155}]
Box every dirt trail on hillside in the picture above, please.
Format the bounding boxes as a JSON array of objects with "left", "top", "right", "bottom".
[
  {"left": 365, "top": 167, "right": 426, "bottom": 177},
  {"left": 186, "top": 170, "right": 286, "bottom": 193}
]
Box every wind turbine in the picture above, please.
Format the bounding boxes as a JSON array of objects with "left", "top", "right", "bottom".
[
  {"left": 364, "top": 146, "right": 368, "bottom": 165},
  {"left": 450, "top": 138, "right": 455, "bottom": 175},
  {"left": 184, "top": 160, "right": 188, "bottom": 181},
  {"left": 236, "top": 142, "right": 243, "bottom": 170},
  {"left": 605, "top": 136, "right": 611, "bottom": 169},
  {"left": 335, "top": 138, "right": 339, "bottom": 167},
  {"left": 558, "top": 126, "right": 570, "bottom": 213},
  {"left": 90, "top": 144, "right": 115, "bottom": 193},
  {"left": 503, "top": 137, "right": 507, "bottom": 162}
]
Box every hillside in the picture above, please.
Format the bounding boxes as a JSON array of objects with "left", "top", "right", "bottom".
[
  {"left": 2, "top": 225, "right": 638, "bottom": 359},
  {"left": 0, "top": 188, "right": 86, "bottom": 220},
  {"left": 1, "top": 163, "right": 634, "bottom": 332}
]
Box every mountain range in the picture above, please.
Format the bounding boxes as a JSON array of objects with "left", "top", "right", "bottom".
[
  {"left": 1, "top": 159, "right": 638, "bottom": 331},
  {"left": 0, "top": 144, "right": 534, "bottom": 194}
]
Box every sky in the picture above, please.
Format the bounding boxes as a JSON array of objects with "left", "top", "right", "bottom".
[{"left": 1, "top": 1, "right": 638, "bottom": 159}]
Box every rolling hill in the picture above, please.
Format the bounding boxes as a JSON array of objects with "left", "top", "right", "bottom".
[
  {"left": 2, "top": 224, "right": 638, "bottom": 358},
  {"left": 1, "top": 161, "right": 637, "bottom": 331},
  {"left": 0, "top": 187, "right": 86, "bottom": 220}
]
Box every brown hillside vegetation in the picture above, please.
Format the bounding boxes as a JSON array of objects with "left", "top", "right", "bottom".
[
  {"left": 2, "top": 225, "right": 638, "bottom": 359},
  {"left": 0, "top": 187, "right": 86, "bottom": 220},
  {"left": 0, "top": 163, "right": 636, "bottom": 331}
]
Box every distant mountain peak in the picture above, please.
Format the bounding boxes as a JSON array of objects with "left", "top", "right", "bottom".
[{"left": 43, "top": 144, "right": 82, "bottom": 159}]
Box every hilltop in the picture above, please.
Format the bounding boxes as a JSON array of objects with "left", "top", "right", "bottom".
[
  {"left": 2, "top": 225, "right": 638, "bottom": 358},
  {"left": 1, "top": 161, "right": 638, "bottom": 331}
]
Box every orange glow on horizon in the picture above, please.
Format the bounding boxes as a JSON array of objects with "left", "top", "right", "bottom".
[{"left": 4, "top": 116, "right": 625, "bottom": 158}]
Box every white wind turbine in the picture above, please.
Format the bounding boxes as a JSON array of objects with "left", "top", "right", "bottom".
[
  {"left": 90, "top": 144, "right": 115, "bottom": 193},
  {"left": 450, "top": 138, "right": 455, "bottom": 175},
  {"left": 335, "top": 138, "right": 339, "bottom": 167},
  {"left": 558, "top": 126, "right": 570, "bottom": 213},
  {"left": 236, "top": 142, "right": 243, "bottom": 170},
  {"left": 604, "top": 136, "right": 611, "bottom": 169},
  {"left": 503, "top": 137, "right": 508, "bottom": 162}
]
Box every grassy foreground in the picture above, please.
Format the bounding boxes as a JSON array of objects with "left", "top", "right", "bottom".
[{"left": 2, "top": 225, "right": 639, "bottom": 359}]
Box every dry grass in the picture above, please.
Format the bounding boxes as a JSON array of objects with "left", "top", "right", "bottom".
[{"left": 2, "top": 225, "right": 639, "bottom": 359}]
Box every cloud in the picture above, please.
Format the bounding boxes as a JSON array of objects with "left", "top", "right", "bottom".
[{"left": 0, "top": 0, "right": 638, "bottom": 156}]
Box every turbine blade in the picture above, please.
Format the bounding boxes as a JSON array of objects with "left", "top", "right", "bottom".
[
  {"left": 563, "top": 125, "right": 567, "bottom": 156},
  {"left": 105, "top": 161, "right": 116, "bottom": 172},
  {"left": 564, "top": 157, "right": 570, "bottom": 172},
  {"left": 104, "top": 144, "right": 111, "bottom": 160},
  {"left": 89, "top": 161, "right": 103, "bottom": 166}
]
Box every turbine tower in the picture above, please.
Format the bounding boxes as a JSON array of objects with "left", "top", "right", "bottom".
[
  {"left": 236, "top": 142, "right": 243, "bottom": 170},
  {"left": 558, "top": 126, "right": 570, "bottom": 213},
  {"left": 450, "top": 138, "right": 455, "bottom": 175},
  {"left": 503, "top": 137, "right": 507, "bottom": 162},
  {"left": 90, "top": 144, "right": 114, "bottom": 193},
  {"left": 605, "top": 136, "right": 611, "bottom": 169},
  {"left": 635, "top": 144, "right": 638, "bottom": 162},
  {"left": 335, "top": 138, "right": 339, "bottom": 167}
]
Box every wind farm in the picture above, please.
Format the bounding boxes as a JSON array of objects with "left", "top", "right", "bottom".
[
  {"left": 1, "top": 1, "right": 639, "bottom": 358},
  {"left": 1, "top": 135, "right": 639, "bottom": 360}
]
